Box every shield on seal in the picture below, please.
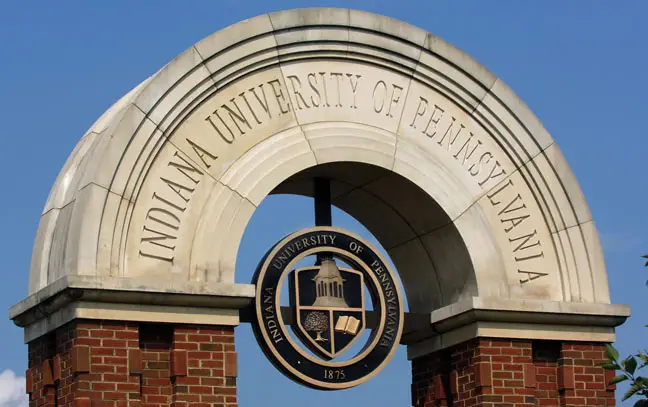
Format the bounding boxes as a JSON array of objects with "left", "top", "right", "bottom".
[{"left": 289, "top": 258, "right": 366, "bottom": 360}]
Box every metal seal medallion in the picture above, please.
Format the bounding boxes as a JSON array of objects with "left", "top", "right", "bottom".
[{"left": 252, "top": 226, "right": 404, "bottom": 390}]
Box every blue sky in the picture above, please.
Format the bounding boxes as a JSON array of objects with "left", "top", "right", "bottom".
[{"left": 1, "top": 1, "right": 647, "bottom": 406}]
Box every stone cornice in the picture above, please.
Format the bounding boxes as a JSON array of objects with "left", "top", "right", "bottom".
[
  {"left": 404, "top": 296, "right": 630, "bottom": 359},
  {"left": 432, "top": 297, "right": 629, "bottom": 330},
  {"left": 10, "top": 275, "right": 255, "bottom": 328}
]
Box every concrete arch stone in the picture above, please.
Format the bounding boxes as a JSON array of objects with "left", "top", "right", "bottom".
[{"left": 11, "top": 8, "right": 628, "bottom": 351}]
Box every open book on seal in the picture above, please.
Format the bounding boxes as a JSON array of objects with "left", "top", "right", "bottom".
[{"left": 334, "top": 315, "right": 360, "bottom": 335}]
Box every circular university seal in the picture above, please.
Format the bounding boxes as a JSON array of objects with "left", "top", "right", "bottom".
[{"left": 251, "top": 226, "right": 404, "bottom": 390}]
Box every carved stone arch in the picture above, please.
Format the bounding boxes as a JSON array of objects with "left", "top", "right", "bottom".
[{"left": 14, "top": 9, "right": 628, "bottom": 353}]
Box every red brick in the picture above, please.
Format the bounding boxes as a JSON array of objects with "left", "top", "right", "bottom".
[
  {"left": 42, "top": 359, "right": 54, "bottom": 386},
  {"left": 212, "top": 335, "right": 235, "bottom": 344},
  {"left": 103, "top": 391, "right": 129, "bottom": 400},
  {"left": 93, "top": 348, "right": 116, "bottom": 356},
  {"left": 200, "top": 360, "right": 223, "bottom": 368},
  {"left": 174, "top": 342, "right": 199, "bottom": 350},
  {"left": 143, "top": 395, "right": 169, "bottom": 403},
  {"left": 174, "top": 327, "right": 199, "bottom": 334},
  {"left": 501, "top": 347, "right": 523, "bottom": 356},
  {"left": 224, "top": 353, "right": 237, "bottom": 378},
  {"left": 523, "top": 364, "right": 536, "bottom": 388},
  {"left": 91, "top": 330, "right": 116, "bottom": 338},
  {"left": 187, "top": 351, "right": 212, "bottom": 359},
  {"left": 475, "top": 363, "right": 492, "bottom": 387},
  {"left": 171, "top": 350, "right": 188, "bottom": 377},
  {"left": 503, "top": 395, "right": 524, "bottom": 403},
  {"left": 75, "top": 398, "right": 90, "bottom": 407},
  {"left": 93, "top": 382, "right": 117, "bottom": 391},
  {"left": 128, "top": 349, "right": 142, "bottom": 375},
  {"left": 105, "top": 356, "right": 128, "bottom": 365},
  {"left": 101, "top": 322, "right": 132, "bottom": 331},
  {"left": 187, "top": 334, "right": 211, "bottom": 342},
  {"left": 433, "top": 375, "right": 446, "bottom": 399},
  {"left": 188, "top": 385, "right": 212, "bottom": 394},
  {"left": 200, "top": 377, "right": 224, "bottom": 386},
  {"left": 117, "top": 383, "right": 141, "bottom": 392},
  {"left": 76, "top": 338, "right": 102, "bottom": 346},
  {"left": 480, "top": 347, "right": 501, "bottom": 355},
  {"left": 25, "top": 369, "right": 33, "bottom": 393},
  {"left": 605, "top": 369, "right": 616, "bottom": 390},
  {"left": 94, "top": 364, "right": 117, "bottom": 373},
  {"left": 52, "top": 355, "right": 61, "bottom": 382},
  {"left": 199, "top": 327, "right": 229, "bottom": 335},
  {"left": 72, "top": 346, "right": 91, "bottom": 373},
  {"left": 115, "top": 331, "right": 139, "bottom": 340},
  {"left": 503, "top": 363, "right": 524, "bottom": 371},
  {"left": 188, "top": 368, "right": 211, "bottom": 376},
  {"left": 103, "top": 339, "right": 128, "bottom": 348},
  {"left": 201, "top": 394, "right": 226, "bottom": 403},
  {"left": 449, "top": 370, "right": 458, "bottom": 396},
  {"left": 175, "top": 393, "right": 200, "bottom": 402},
  {"left": 558, "top": 365, "right": 575, "bottom": 390},
  {"left": 213, "top": 386, "right": 236, "bottom": 395}
]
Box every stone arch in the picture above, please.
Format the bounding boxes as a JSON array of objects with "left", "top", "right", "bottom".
[
  {"left": 20, "top": 9, "right": 626, "bottom": 347},
  {"left": 11, "top": 11, "right": 634, "bottom": 406}
]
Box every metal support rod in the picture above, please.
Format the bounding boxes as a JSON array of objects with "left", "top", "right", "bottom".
[
  {"left": 314, "top": 178, "right": 332, "bottom": 227},
  {"left": 314, "top": 178, "right": 332, "bottom": 265}
]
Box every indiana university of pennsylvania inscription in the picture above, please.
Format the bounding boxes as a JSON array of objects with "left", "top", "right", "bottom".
[{"left": 137, "top": 66, "right": 548, "bottom": 286}]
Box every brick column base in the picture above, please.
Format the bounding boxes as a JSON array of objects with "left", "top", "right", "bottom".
[
  {"left": 412, "top": 338, "right": 616, "bottom": 407},
  {"left": 26, "top": 320, "right": 238, "bottom": 407}
]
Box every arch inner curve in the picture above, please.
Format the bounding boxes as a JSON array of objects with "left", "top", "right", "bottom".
[{"left": 270, "top": 162, "right": 475, "bottom": 314}]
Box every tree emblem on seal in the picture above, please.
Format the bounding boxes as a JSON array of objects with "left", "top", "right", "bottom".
[{"left": 303, "top": 311, "right": 329, "bottom": 342}]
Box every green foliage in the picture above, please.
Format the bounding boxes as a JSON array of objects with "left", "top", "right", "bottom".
[
  {"left": 599, "top": 256, "right": 648, "bottom": 405},
  {"left": 601, "top": 344, "right": 648, "bottom": 403}
]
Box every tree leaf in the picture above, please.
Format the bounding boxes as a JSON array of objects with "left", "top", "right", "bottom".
[
  {"left": 600, "top": 362, "right": 620, "bottom": 370},
  {"left": 606, "top": 344, "right": 620, "bottom": 362},
  {"left": 625, "top": 357, "right": 639, "bottom": 375},
  {"left": 609, "top": 374, "right": 629, "bottom": 385},
  {"left": 634, "top": 400, "right": 648, "bottom": 407},
  {"left": 623, "top": 384, "right": 641, "bottom": 401}
]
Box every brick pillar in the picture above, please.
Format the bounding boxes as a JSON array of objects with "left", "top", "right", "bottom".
[
  {"left": 533, "top": 341, "right": 561, "bottom": 406},
  {"left": 140, "top": 324, "right": 173, "bottom": 406},
  {"left": 27, "top": 333, "right": 56, "bottom": 407},
  {"left": 25, "top": 320, "right": 237, "bottom": 407},
  {"left": 412, "top": 352, "right": 450, "bottom": 407},
  {"left": 411, "top": 338, "right": 615, "bottom": 407},
  {"left": 170, "top": 326, "right": 237, "bottom": 407},
  {"left": 559, "top": 343, "right": 616, "bottom": 406}
]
